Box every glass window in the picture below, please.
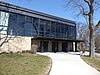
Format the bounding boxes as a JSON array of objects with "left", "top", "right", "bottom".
[
  {"left": 32, "top": 18, "right": 39, "bottom": 35},
  {"left": 61, "top": 24, "right": 66, "bottom": 38},
  {"left": 45, "top": 20, "right": 50, "bottom": 37},
  {"left": 0, "top": 11, "right": 9, "bottom": 34},
  {"left": 24, "top": 17, "right": 38, "bottom": 36},
  {"left": 8, "top": 13, "right": 18, "bottom": 35},
  {"left": 26, "top": 16, "right": 32, "bottom": 23},
  {"left": 18, "top": 14, "right": 25, "bottom": 28},
  {"left": 39, "top": 19, "right": 46, "bottom": 36},
  {"left": 51, "top": 22, "right": 56, "bottom": 37},
  {"left": 56, "top": 23, "right": 61, "bottom": 38},
  {"left": 65, "top": 25, "right": 68, "bottom": 38},
  {"left": 67, "top": 25, "right": 76, "bottom": 39}
]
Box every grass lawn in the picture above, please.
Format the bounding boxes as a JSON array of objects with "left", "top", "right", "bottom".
[
  {"left": 0, "top": 54, "right": 51, "bottom": 75},
  {"left": 81, "top": 55, "right": 100, "bottom": 72}
]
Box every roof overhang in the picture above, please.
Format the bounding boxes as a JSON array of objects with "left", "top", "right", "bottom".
[{"left": 32, "top": 36, "right": 84, "bottom": 42}]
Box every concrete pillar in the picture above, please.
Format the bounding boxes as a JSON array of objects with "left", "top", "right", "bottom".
[
  {"left": 48, "top": 41, "right": 52, "bottom": 52},
  {"left": 59, "top": 42, "right": 62, "bottom": 52},
  {"left": 75, "top": 42, "right": 78, "bottom": 52},
  {"left": 41, "top": 40, "right": 44, "bottom": 52},
  {"left": 73, "top": 42, "right": 75, "bottom": 52}
]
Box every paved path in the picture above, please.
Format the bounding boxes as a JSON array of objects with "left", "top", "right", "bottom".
[
  {"left": 38, "top": 52, "right": 100, "bottom": 75},
  {"left": 96, "top": 53, "right": 100, "bottom": 57}
]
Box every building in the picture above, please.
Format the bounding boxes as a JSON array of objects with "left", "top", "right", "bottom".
[{"left": 0, "top": 1, "right": 82, "bottom": 53}]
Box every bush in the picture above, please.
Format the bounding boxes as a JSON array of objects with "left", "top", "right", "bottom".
[
  {"left": 26, "top": 50, "right": 33, "bottom": 53},
  {"left": 22, "top": 50, "right": 33, "bottom": 53},
  {"left": 22, "top": 50, "right": 26, "bottom": 53}
]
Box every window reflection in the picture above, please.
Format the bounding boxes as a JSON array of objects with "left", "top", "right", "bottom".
[{"left": 6, "top": 12, "right": 76, "bottom": 39}]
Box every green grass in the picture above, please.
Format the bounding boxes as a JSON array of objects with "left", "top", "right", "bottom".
[
  {"left": 95, "top": 50, "right": 100, "bottom": 53},
  {"left": 0, "top": 54, "right": 51, "bottom": 75},
  {"left": 81, "top": 56, "right": 100, "bottom": 72}
]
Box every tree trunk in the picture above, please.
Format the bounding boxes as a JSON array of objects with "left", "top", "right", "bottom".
[
  {"left": 89, "top": 0, "right": 95, "bottom": 58},
  {"left": 89, "top": 29, "right": 95, "bottom": 58}
]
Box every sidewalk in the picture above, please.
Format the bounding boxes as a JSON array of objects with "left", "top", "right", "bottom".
[
  {"left": 95, "top": 53, "right": 100, "bottom": 57},
  {"left": 38, "top": 52, "right": 100, "bottom": 75}
]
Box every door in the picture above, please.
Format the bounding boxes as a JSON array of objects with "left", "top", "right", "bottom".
[
  {"left": 62, "top": 42, "right": 68, "bottom": 52},
  {"left": 40, "top": 41, "right": 48, "bottom": 52},
  {"left": 43, "top": 41, "right": 48, "bottom": 52},
  {"left": 52, "top": 42, "right": 58, "bottom": 52}
]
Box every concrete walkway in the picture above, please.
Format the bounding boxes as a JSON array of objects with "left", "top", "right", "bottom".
[
  {"left": 38, "top": 52, "right": 100, "bottom": 75},
  {"left": 96, "top": 53, "right": 100, "bottom": 57}
]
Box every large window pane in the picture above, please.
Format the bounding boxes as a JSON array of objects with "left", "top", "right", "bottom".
[
  {"left": 25, "top": 16, "right": 37, "bottom": 36},
  {"left": 56, "top": 23, "right": 61, "bottom": 38},
  {"left": 45, "top": 20, "right": 50, "bottom": 37},
  {"left": 39, "top": 19, "right": 46, "bottom": 36},
  {"left": 33, "top": 18, "right": 38, "bottom": 33},
  {"left": 51, "top": 22, "right": 56, "bottom": 37},
  {"left": 8, "top": 13, "right": 18, "bottom": 35},
  {"left": 0, "top": 11, "right": 9, "bottom": 34},
  {"left": 61, "top": 24, "right": 66, "bottom": 38},
  {"left": 18, "top": 14, "right": 25, "bottom": 28}
]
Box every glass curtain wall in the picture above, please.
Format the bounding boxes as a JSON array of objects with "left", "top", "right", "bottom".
[
  {"left": 37, "top": 19, "right": 76, "bottom": 39},
  {"left": 7, "top": 12, "right": 76, "bottom": 39},
  {"left": 8, "top": 13, "right": 38, "bottom": 37}
]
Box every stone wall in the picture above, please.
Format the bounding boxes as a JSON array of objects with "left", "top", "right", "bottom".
[{"left": 0, "top": 36, "right": 31, "bottom": 53}]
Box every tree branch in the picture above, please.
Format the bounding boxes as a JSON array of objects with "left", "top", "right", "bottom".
[
  {"left": 94, "top": 20, "right": 100, "bottom": 31},
  {"left": 84, "top": 0, "right": 90, "bottom": 5},
  {"left": 75, "top": 3, "right": 89, "bottom": 16}
]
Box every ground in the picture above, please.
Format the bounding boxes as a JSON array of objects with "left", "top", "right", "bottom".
[
  {"left": 0, "top": 53, "right": 51, "bottom": 75},
  {"left": 81, "top": 55, "right": 100, "bottom": 72},
  {"left": 38, "top": 52, "right": 100, "bottom": 75}
]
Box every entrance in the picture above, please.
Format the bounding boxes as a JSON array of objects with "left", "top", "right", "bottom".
[
  {"left": 62, "top": 42, "right": 68, "bottom": 52},
  {"left": 52, "top": 42, "right": 58, "bottom": 52},
  {"left": 40, "top": 41, "right": 48, "bottom": 52}
]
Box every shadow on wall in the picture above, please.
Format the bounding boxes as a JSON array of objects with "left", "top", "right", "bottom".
[{"left": 0, "top": 36, "right": 31, "bottom": 53}]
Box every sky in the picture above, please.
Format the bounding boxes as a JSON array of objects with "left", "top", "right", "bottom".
[{"left": 2, "top": 0, "right": 100, "bottom": 24}]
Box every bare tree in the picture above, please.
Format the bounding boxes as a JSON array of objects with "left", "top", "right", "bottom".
[
  {"left": 77, "top": 22, "right": 89, "bottom": 50},
  {"left": 0, "top": 11, "right": 13, "bottom": 51},
  {"left": 66, "top": 0, "right": 100, "bottom": 58}
]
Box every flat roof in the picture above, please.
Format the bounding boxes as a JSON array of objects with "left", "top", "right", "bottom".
[{"left": 0, "top": 1, "right": 75, "bottom": 25}]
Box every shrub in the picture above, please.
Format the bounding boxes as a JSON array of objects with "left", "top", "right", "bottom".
[
  {"left": 22, "top": 50, "right": 33, "bottom": 53},
  {"left": 26, "top": 50, "right": 33, "bottom": 53},
  {"left": 22, "top": 50, "right": 26, "bottom": 53}
]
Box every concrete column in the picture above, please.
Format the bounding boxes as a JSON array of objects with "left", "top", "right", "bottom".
[
  {"left": 41, "top": 40, "right": 44, "bottom": 52},
  {"left": 73, "top": 42, "right": 75, "bottom": 52},
  {"left": 75, "top": 42, "right": 78, "bottom": 52},
  {"left": 59, "top": 42, "right": 62, "bottom": 52},
  {"left": 48, "top": 41, "right": 52, "bottom": 52}
]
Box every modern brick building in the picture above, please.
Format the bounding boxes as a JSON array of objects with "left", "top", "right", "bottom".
[{"left": 0, "top": 1, "right": 82, "bottom": 53}]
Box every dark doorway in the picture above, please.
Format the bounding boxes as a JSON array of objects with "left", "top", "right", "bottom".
[
  {"left": 40, "top": 41, "right": 48, "bottom": 52},
  {"left": 52, "top": 42, "right": 58, "bottom": 52},
  {"left": 62, "top": 42, "right": 68, "bottom": 52}
]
